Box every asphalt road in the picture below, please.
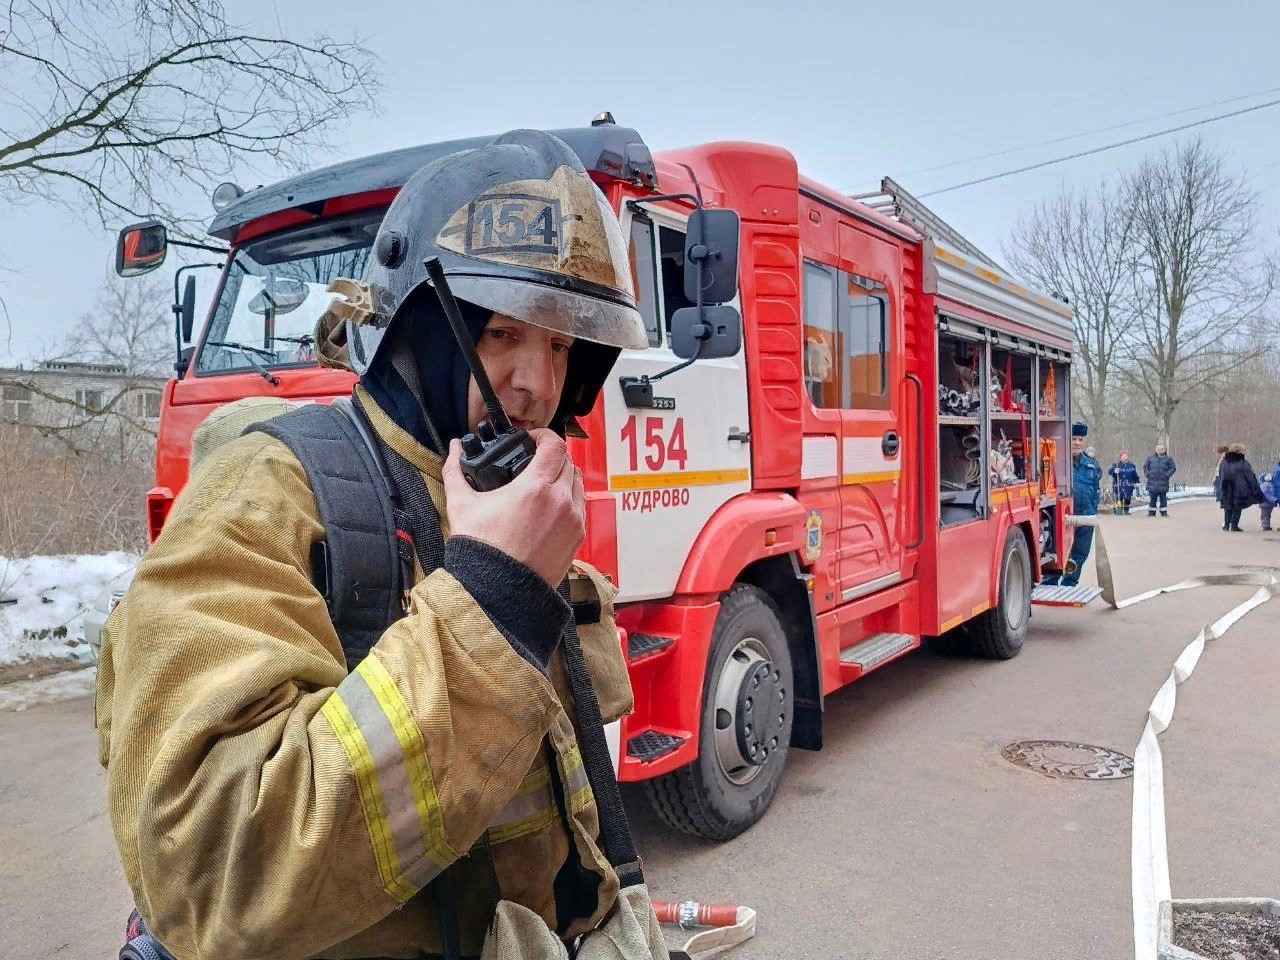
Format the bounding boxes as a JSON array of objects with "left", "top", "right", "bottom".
[{"left": 3, "top": 498, "right": 1277, "bottom": 960}]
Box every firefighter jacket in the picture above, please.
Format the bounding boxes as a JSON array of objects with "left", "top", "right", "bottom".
[{"left": 95, "top": 387, "right": 635, "bottom": 960}]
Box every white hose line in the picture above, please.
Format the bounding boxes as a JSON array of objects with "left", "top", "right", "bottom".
[
  {"left": 680, "top": 907, "right": 758, "bottom": 960},
  {"left": 1067, "top": 515, "right": 1277, "bottom": 960}
]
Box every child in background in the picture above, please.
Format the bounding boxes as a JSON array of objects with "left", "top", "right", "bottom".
[{"left": 1260, "top": 472, "right": 1276, "bottom": 532}]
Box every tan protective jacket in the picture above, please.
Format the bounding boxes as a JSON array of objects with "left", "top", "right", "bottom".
[{"left": 96, "top": 391, "right": 634, "bottom": 960}]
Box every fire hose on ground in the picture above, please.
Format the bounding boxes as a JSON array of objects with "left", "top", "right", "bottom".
[
  {"left": 651, "top": 509, "right": 1272, "bottom": 960},
  {"left": 651, "top": 900, "right": 757, "bottom": 959},
  {"left": 1064, "top": 514, "right": 1277, "bottom": 960}
]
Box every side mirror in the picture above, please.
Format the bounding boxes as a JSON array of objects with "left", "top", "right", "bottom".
[
  {"left": 179, "top": 275, "right": 196, "bottom": 343},
  {"left": 670, "top": 304, "right": 742, "bottom": 360},
  {"left": 115, "top": 221, "right": 168, "bottom": 276},
  {"left": 683, "top": 209, "right": 739, "bottom": 306}
]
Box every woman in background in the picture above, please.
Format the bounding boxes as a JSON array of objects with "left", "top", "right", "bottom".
[
  {"left": 1218, "top": 443, "right": 1264, "bottom": 532},
  {"left": 1108, "top": 451, "right": 1140, "bottom": 515}
]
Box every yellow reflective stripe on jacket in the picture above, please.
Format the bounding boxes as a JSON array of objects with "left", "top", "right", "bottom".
[
  {"left": 322, "top": 655, "right": 454, "bottom": 902},
  {"left": 558, "top": 745, "right": 592, "bottom": 814},
  {"left": 488, "top": 767, "right": 556, "bottom": 844}
]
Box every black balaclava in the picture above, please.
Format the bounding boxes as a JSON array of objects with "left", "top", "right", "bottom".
[{"left": 359, "top": 290, "right": 491, "bottom": 456}]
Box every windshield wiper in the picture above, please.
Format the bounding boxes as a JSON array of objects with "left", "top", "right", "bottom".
[{"left": 204, "top": 340, "right": 280, "bottom": 385}]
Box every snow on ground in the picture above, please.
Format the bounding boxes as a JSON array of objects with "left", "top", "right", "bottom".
[
  {"left": 0, "top": 552, "right": 139, "bottom": 668},
  {"left": 0, "top": 665, "right": 98, "bottom": 711}
]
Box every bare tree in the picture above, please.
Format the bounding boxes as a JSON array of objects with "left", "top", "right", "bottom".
[
  {"left": 63, "top": 274, "right": 173, "bottom": 376},
  {"left": 0, "top": 274, "right": 171, "bottom": 451},
  {"left": 1005, "top": 179, "right": 1139, "bottom": 451},
  {"left": 1119, "top": 139, "right": 1277, "bottom": 449},
  {"left": 1, "top": 0, "right": 378, "bottom": 227}
]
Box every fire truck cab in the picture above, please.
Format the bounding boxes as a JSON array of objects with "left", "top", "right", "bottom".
[{"left": 103, "top": 118, "right": 1082, "bottom": 841}]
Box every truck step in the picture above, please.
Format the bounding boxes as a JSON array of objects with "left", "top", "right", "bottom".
[
  {"left": 627, "top": 730, "right": 687, "bottom": 763},
  {"left": 1031, "top": 584, "right": 1104, "bottom": 608},
  {"left": 626, "top": 632, "right": 675, "bottom": 662},
  {"left": 839, "top": 632, "right": 916, "bottom": 671}
]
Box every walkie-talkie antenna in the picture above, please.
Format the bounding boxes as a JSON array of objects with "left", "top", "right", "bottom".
[{"left": 424, "top": 257, "right": 510, "bottom": 432}]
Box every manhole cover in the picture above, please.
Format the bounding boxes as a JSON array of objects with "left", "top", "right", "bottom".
[{"left": 1001, "top": 740, "right": 1134, "bottom": 780}]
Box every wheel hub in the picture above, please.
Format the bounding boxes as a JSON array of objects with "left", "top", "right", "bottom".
[
  {"left": 734, "top": 660, "right": 780, "bottom": 766},
  {"left": 713, "top": 638, "right": 788, "bottom": 785}
]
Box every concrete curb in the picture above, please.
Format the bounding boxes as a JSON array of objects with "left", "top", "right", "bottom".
[{"left": 1157, "top": 898, "right": 1280, "bottom": 959}]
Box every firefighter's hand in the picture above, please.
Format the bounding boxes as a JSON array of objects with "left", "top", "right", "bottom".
[{"left": 444, "top": 429, "right": 585, "bottom": 588}]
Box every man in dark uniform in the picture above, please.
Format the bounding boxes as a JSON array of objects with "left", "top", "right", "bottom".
[{"left": 1044, "top": 421, "right": 1102, "bottom": 587}]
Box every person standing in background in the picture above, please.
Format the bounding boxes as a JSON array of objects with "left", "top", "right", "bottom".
[
  {"left": 1218, "top": 443, "right": 1264, "bottom": 532},
  {"left": 1213, "top": 444, "right": 1229, "bottom": 505},
  {"left": 1258, "top": 471, "right": 1275, "bottom": 532},
  {"left": 1143, "top": 444, "right": 1177, "bottom": 517},
  {"left": 1108, "top": 451, "right": 1139, "bottom": 515},
  {"left": 1042, "top": 422, "right": 1101, "bottom": 587}
]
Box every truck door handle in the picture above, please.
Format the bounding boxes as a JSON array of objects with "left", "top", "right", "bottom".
[
  {"left": 882, "top": 431, "right": 900, "bottom": 457},
  {"left": 727, "top": 429, "right": 751, "bottom": 443}
]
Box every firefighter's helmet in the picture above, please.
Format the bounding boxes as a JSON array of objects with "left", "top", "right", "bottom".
[{"left": 348, "top": 129, "right": 647, "bottom": 420}]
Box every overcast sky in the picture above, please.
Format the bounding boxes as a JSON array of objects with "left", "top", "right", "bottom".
[{"left": 2, "top": 0, "right": 1277, "bottom": 366}]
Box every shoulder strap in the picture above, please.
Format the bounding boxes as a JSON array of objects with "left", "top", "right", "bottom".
[
  {"left": 557, "top": 584, "right": 644, "bottom": 889},
  {"left": 350, "top": 393, "right": 446, "bottom": 577},
  {"left": 250, "top": 402, "right": 404, "bottom": 671}
]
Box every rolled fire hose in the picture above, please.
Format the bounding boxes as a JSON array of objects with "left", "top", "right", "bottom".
[
  {"left": 1064, "top": 513, "right": 1277, "bottom": 960},
  {"left": 651, "top": 900, "right": 757, "bottom": 959}
]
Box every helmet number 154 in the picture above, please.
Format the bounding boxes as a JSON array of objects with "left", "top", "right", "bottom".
[{"left": 467, "top": 196, "right": 560, "bottom": 256}]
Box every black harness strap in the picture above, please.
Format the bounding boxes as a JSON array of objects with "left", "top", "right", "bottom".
[
  {"left": 557, "top": 581, "right": 643, "bottom": 889},
  {"left": 250, "top": 402, "right": 403, "bottom": 672}
]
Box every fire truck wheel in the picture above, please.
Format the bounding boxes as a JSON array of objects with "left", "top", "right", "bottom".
[
  {"left": 970, "top": 528, "right": 1032, "bottom": 659},
  {"left": 645, "top": 584, "right": 793, "bottom": 841}
]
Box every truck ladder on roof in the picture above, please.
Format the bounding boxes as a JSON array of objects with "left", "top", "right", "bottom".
[{"left": 850, "top": 176, "right": 1003, "bottom": 271}]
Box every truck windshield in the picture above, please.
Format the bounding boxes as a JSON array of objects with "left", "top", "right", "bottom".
[{"left": 196, "top": 206, "right": 385, "bottom": 375}]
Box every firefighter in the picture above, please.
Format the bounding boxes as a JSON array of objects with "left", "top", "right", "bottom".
[
  {"left": 1043, "top": 421, "right": 1102, "bottom": 588},
  {"left": 96, "top": 130, "right": 651, "bottom": 960}
]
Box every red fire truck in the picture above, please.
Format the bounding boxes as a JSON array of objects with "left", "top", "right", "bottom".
[{"left": 101, "top": 117, "right": 1089, "bottom": 841}]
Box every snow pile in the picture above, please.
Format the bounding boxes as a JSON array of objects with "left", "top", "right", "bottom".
[
  {"left": 0, "top": 552, "right": 139, "bottom": 668},
  {"left": 0, "top": 666, "right": 99, "bottom": 711}
]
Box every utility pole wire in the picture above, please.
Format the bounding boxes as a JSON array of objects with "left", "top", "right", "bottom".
[
  {"left": 917, "top": 98, "right": 1280, "bottom": 197},
  {"left": 905, "top": 85, "right": 1280, "bottom": 177}
]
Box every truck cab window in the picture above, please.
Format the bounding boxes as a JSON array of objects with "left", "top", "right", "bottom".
[
  {"left": 657, "top": 224, "right": 696, "bottom": 333},
  {"left": 628, "top": 218, "right": 663, "bottom": 347},
  {"left": 197, "top": 207, "right": 383, "bottom": 376},
  {"left": 844, "top": 277, "right": 890, "bottom": 411},
  {"left": 626, "top": 216, "right": 695, "bottom": 347},
  {"left": 803, "top": 261, "right": 840, "bottom": 408}
]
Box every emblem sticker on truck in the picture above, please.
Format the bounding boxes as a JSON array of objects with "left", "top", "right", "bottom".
[{"left": 805, "top": 508, "right": 823, "bottom": 562}]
